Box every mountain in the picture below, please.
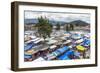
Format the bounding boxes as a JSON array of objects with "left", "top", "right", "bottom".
[
  {"left": 24, "top": 19, "right": 89, "bottom": 26},
  {"left": 24, "top": 19, "right": 38, "bottom": 24},
  {"left": 70, "top": 20, "right": 89, "bottom": 26},
  {"left": 24, "top": 19, "right": 67, "bottom": 25}
]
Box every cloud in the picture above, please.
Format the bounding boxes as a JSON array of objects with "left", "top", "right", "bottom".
[{"left": 25, "top": 11, "right": 90, "bottom": 23}]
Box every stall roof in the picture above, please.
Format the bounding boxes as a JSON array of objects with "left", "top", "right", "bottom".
[
  {"left": 47, "top": 40, "right": 58, "bottom": 44},
  {"left": 82, "top": 39, "right": 90, "bottom": 46},
  {"left": 25, "top": 40, "right": 33, "bottom": 44},
  {"left": 68, "top": 45, "right": 73, "bottom": 48},
  {"left": 74, "top": 51, "right": 80, "bottom": 57},
  {"left": 46, "top": 53, "right": 56, "bottom": 60},
  {"left": 52, "top": 51, "right": 61, "bottom": 56},
  {"left": 25, "top": 38, "right": 40, "bottom": 44},
  {"left": 57, "top": 50, "right": 74, "bottom": 60},
  {"left": 58, "top": 55, "right": 70, "bottom": 60},
  {"left": 24, "top": 43, "right": 34, "bottom": 51},
  {"left": 45, "top": 46, "right": 69, "bottom": 60},
  {"left": 63, "top": 40, "right": 72, "bottom": 44},
  {"left": 63, "top": 33, "right": 71, "bottom": 37},
  {"left": 25, "top": 49, "right": 38, "bottom": 55},
  {"left": 57, "top": 46, "right": 69, "bottom": 53},
  {"left": 71, "top": 34, "right": 81, "bottom": 39},
  {"left": 33, "top": 57, "right": 45, "bottom": 62},
  {"left": 49, "top": 45, "right": 57, "bottom": 49},
  {"left": 76, "top": 45, "right": 87, "bottom": 51},
  {"left": 24, "top": 54, "right": 32, "bottom": 59},
  {"left": 75, "top": 39, "right": 83, "bottom": 44},
  {"left": 32, "top": 38, "right": 40, "bottom": 42},
  {"left": 46, "top": 50, "right": 61, "bottom": 60},
  {"left": 40, "top": 45, "right": 49, "bottom": 51},
  {"left": 30, "top": 35, "right": 36, "bottom": 39},
  {"left": 34, "top": 39, "right": 41, "bottom": 44},
  {"left": 34, "top": 38, "right": 44, "bottom": 44}
]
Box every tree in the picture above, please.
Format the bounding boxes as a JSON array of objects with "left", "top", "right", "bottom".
[
  {"left": 56, "top": 23, "right": 60, "bottom": 30},
  {"left": 36, "top": 16, "right": 52, "bottom": 39},
  {"left": 72, "top": 24, "right": 74, "bottom": 30},
  {"left": 70, "top": 24, "right": 74, "bottom": 30},
  {"left": 66, "top": 25, "right": 68, "bottom": 31},
  {"left": 66, "top": 24, "right": 70, "bottom": 31}
]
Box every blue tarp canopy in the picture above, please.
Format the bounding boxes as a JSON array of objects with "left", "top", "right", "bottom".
[
  {"left": 57, "top": 50, "right": 74, "bottom": 60},
  {"left": 24, "top": 54, "right": 32, "bottom": 59},
  {"left": 74, "top": 52, "right": 80, "bottom": 57},
  {"left": 58, "top": 55, "right": 70, "bottom": 60},
  {"left": 52, "top": 50, "right": 61, "bottom": 56},
  {"left": 71, "top": 34, "right": 81, "bottom": 39},
  {"left": 82, "top": 39, "right": 90, "bottom": 46},
  {"left": 47, "top": 46, "right": 69, "bottom": 59},
  {"left": 24, "top": 42, "right": 34, "bottom": 51},
  {"left": 57, "top": 46, "right": 69, "bottom": 53}
]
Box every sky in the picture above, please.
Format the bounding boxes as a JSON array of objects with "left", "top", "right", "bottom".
[{"left": 24, "top": 11, "right": 90, "bottom": 23}]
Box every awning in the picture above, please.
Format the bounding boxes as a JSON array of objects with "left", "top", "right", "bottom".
[
  {"left": 34, "top": 39, "right": 41, "bottom": 44},
  {"left": 46, "top": 53, "right": 56, "bottom": 60},
  {"left": 25, "top": 40, "right": 33, "bottom": 44},
  {"left": 46, "top": 46, "right": 69, "bottom": 60},
  {"left": 57, "top": 46, "right": 69, "bottom": 53},
  {"left": 63, "top": 40, "right": 72, "bottom": 44},
  {"left": 40, "top": 46, "right": 49, "bottom": 51},
  {"left": 52, "top": 51, "right": 60, "bottom": 56},
  {"left": 58, "top": 55, "right": 70, "bottom": 60},
  {"left": 33, "top": 57, "right": 45, "bottom": 62},
  {"left": 30, "top": 35, "right": 36, "bottom": 39},
  {"left": 49, "top": 45, "right": 57, "bottom": 49},
  {"left": 34, "top": 38, "right": 44, "bottom": 44},
  {"left": 84, "top": 34, "right": 90, "bottom": 38},
  {"left": 25, "top": 38, "right": 40, "bottom": 44},
  {"left": 25, "top": 49, "right": 38, "bottom": 55},
  {"left": 57, "top": 50, "right": 74, "bottom": 60},
  {"left": 45, "top": 37, "right": 54, "bottom": 41},
  {"left": 24, "top": 54, "right": 32, "bottom": 59},
  {"left": 47, "top": 40, "right": 58, "bottom": 45},
  {"left": 75, "top": 39, "right": 83, "bottom": 44},
  {"left": 76, "top": 45, "right": 87, "bottom": 51},
  {"left": 74, "top": 51, "right": 80, "bottom": 57},
  {"left": 32, "top": 38, "right": 40, "bottom": 42},
  {"left": 82, "top": 39, "right": 90, "bottom": 46},
  {"left": 46, "top": 50, "right": 60, "bottom": 60},
  {"left": 71, "top": 34, "right": 81, "bottom": 39},
  {"left": 24, "top": 43, "right": 34, "bottom": 51},
  {"left": 68, "top": 45, "right": 73, "bottom": 48},
  {"left": 63, "top": 33, "right": 71, "bottom": 37}
]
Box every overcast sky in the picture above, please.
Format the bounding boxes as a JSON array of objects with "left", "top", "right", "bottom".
[{"left": 24, "top": 11, "right": 90, "bottom": 23}]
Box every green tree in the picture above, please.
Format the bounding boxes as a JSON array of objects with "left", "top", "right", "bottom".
[
  {"left": 56, "top": 23, "right": 60, "bottom": 30},
  {"left": 36, "top": 16, "right": 52, "bottom": 39},
  {"left": 72, "top": 24, "right": 74, "bottom": 30},
  {"left": 70, "top": 24, "right": 74, "bottom": 30},
  {"left": 66, "top": 25, "right": 69, "bottom": 31}
]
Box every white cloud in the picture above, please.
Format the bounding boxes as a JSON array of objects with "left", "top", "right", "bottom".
[{"left": 25, "top": 11, "right": 90, "bottom": 23}]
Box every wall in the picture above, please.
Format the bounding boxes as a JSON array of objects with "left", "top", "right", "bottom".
[{"left": 0, "top": 0, "right": 99, "bottom": 73}]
